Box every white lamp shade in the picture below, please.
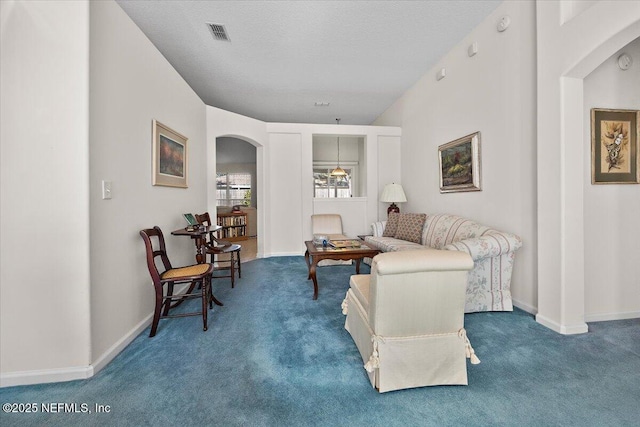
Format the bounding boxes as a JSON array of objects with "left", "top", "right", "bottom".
[{"left": 380, "top": 183, "right": 407, "bottom": 203}]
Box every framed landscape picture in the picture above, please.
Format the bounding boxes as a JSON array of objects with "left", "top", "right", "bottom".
[
  {"left": 438, "top": 132, "right": 481, "bottom": 193},
  {"left": 152, "top": 120, "right": 188, "bottom": 188},
  {"left": 591, "top": 108, "right": 639, "bottom": 184}
]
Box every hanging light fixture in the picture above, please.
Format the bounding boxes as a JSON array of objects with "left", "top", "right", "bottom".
[{"left": 331, "top": 118, "right": 347, "bottom": 176}]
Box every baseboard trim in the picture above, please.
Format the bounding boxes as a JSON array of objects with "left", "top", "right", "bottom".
[
  {"left": 536, "top": 313, "right": 589, "bottom": 335},
  {"left": 512, "top": 298, "right": 537, "bottom": 315},
  {"left": 91, "top": 312, "right": 153, "bottom": 375},
  {"left": 1, "top": 313, "right": 153, "bottom": 388},
  {"left": 585, "top": 310, "right": 640, "bottom": 323},
  {"left": 1, "top": 365, "right": 94, "bottom": 388},
  {"left": 263, "top": 252, "right": 302, "bottom": 257}
]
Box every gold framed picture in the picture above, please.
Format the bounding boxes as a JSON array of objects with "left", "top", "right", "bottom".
[
  {"left": 438, "top": 132, "right": 482, "bottom": 193},
  {"left": 152, "top": 120, "right": 188, "bottom": 188},
  {"left": 591, "top": 108, "right": 639, "bottom": 184}
]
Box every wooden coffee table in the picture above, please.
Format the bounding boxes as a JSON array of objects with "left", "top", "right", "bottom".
[{"left": 304, "top": 240, "right": 380, "bottom": 300}]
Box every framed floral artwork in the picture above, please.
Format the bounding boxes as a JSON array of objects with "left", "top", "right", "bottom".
[
  {"left": 438, "top": 132, "right": 482, "bottom": 193},
  {"left": 591, "top": 108, "right": 639, "bottom": 184},
  {"left": 152, "top": 120, "right": 188, "bottom": 188}
]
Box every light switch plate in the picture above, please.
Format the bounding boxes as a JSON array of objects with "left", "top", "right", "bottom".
[{"left": 102, "top": 180, "right": 112, "bottom": 200}]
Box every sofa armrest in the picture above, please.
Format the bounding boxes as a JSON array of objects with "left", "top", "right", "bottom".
[
  {"left": 443, "top": 232, "right": 522, "bottom": 261},
  {"left": 370, "top": 221, "right": 387, "bottom": 237},
  {"left": 374, "top": 249, "right": 473, "bottom": 274}
]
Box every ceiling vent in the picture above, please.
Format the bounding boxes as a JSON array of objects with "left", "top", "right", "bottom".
[{"left": 207, "top": 23, "right": 230, "bottom": 42}]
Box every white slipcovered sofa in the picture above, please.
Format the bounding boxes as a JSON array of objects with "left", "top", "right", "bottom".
[
  {"left": 342, "top": 249, "right": 480, "bottom": 393},
  {"left": 365, "top": 213, "right": 522, "bottom": 313}
]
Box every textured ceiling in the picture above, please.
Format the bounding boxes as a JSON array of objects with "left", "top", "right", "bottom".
[{"left": 116, "top": 0, "right": 501, "bottom": 125}]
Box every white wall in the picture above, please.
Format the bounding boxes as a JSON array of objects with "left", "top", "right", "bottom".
[
  {"left": 89, "top": 0, "right": 208, "bottom": 367},
  {"left": 536, "top": 0, "right": 640, "bottom": 334},
  {"left": 312, "top": 136, "right": 361, "bottom": 162},
  {"left": 267, "top": 123, "right": 402, "bottom": 255},
  {"left": 269, "top": 132, "right": 304, "bottom": 255},
  {"left": 206, "top": 108, "right": 401, "bottom": 258},
  {"left": 583, "top": 38, "right": 640, "bottom": 321},
  {"left": 374, "top": 1, "right": 538, "bottom": 313},
  {"left": 217, "top": 137, "right": 257, "bottom": 164},
  {"left": 1, "top": 0, "right": 92, "bottom": 385},
  {"left": 0, "top": 0, "right": 210, "bottom": 387}
]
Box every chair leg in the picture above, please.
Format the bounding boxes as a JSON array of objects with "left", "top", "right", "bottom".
[
  {"left": 210, "top": 274, "right": 224, "bottom": 307},
  {"left": 207, "top": 275, "right": 213, "bottom": 309},
  {"left": 201, "top": 278, "right": 208, "bottom": 332},
  {"left": 150, "top": 286, "right": 163, "bottom": 337},
  {"left": 230, "top": 252, "right": 235, "bottom": 288},
  {"left": 162, "top": 282, "right": 174, "bottom": 316}
]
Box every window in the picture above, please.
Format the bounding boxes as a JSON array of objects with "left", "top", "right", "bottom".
[
  {"left": 313, "top": 163, "right": 357, "bottom": 198},
  {"left": 312, "top": 135, "right": 364, "bottom": 197},
  {"left": 216, "top": 173, "right": 251, "bottom": 207}
]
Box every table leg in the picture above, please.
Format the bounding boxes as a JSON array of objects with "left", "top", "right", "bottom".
[
  {"left": 355, "top": 258, "right": 361, "bottom": 274},
  {"left": 304, "top": 250, "right": 319, "bottom": 300},
  {"left": 309, "top": 259, "right": 319, "bottom": 300},
  {"left": 210, "top": 292, "right": 224, "bottom": 307},
  {"left": 194, "top": 236, "right": 205, "bottom": 264},
  {"left": 305, "top": 250, "right": 311, "bottom": 279}
]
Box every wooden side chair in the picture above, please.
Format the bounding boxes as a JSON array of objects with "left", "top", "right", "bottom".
[
  {"left": 195, "top": 212, "right": 242, "bottom": 288},
  {"left": 140, "top": 226, "right": 222, "bottom": 337}
]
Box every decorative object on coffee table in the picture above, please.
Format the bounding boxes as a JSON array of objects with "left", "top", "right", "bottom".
[
  {"left": 380, "top": 183, "right": 407, "bottom": 215},
  {"left": 311, "top": 213, "right": 351, "bottom": 266},
  {"left": 438, "top": 132, "right": 481, "bottom": 193}
]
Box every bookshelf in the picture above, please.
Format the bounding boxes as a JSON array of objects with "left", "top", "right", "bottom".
[{"left": 216, "top": 212, "right": 248, "bottom": 241}]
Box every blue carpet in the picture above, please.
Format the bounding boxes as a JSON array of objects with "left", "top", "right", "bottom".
[{"left": 1, "top": 256, "right": 639, "bottom": 426}]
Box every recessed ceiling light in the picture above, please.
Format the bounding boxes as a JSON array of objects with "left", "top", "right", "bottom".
[{"left": 314, "top": 102, "right": 330, "bottom": 107}]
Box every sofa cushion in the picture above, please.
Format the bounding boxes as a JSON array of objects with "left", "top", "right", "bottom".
[
  {"left": 349, "top": 274, "right": 370, "bottom": 313},
  {"left": 382, "top": 212, "right": 399, "bottom": 237},
  {"left": 423, "top": 214, "right": 492, "bottom": 249},
  {"left": 395, "top": 213, "right": 427, "bottom": 243},
  {"left": 365, "top": 236, "right": 423, "bottom": 253}
]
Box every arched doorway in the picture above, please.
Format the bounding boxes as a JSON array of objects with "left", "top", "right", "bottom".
[
  {"left": 536, "top": 3, "right": 640, "bottom": 334},
  {"left": 216, "top": 137, "right": 258, "bottom": 261}
]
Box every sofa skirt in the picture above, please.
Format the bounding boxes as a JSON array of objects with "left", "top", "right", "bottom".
[{"left": 344, "top": 289, "right": 468, "bottom": 393}]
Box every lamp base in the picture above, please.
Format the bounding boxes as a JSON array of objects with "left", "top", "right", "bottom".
[{"left": 387, "top": 203, "right": 400, "bottom": 215}]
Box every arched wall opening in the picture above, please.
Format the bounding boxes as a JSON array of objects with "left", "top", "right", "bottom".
[
  {"left": 536, "top": 2, "right": 640, "bottom": 334},
  {"left": 215, "top": 136, "right": 259, "bottom": 261},
  {"left": 581, "top": 37, "right": 640, "bottom": 321},
  {"left": 209, "top": 133, "right": 265, "bottom": 260},
  {"left": 559, "top": 27, "right": 640, "bottom": 328}
]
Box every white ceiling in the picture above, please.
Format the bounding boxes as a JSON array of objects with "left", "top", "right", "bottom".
[{"left": 116, "top": 0, "right": 501, "bottom": 125}]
